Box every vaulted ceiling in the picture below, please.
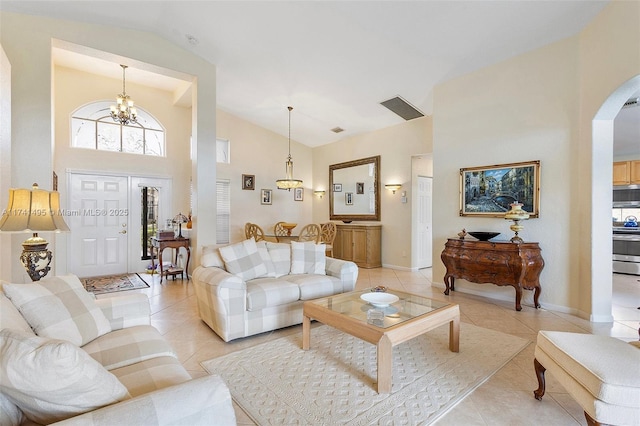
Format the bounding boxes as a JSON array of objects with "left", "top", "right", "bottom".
[{"left": 4, "top": 0, "right": 637, "bottom": 154}]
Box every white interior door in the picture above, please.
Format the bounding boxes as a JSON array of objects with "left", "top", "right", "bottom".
[
  {"left": 68, "top": 173, "right": 129, "bottom": 277},
  {"left": 417, "top": 176, "right": 433, "bottom": 268}
]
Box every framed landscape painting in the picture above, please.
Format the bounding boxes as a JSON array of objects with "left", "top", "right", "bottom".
[{"left": 460, "top": 160, "right": 540, "bottom": 218}]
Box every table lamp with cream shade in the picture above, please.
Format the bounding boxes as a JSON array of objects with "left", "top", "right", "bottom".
[{"left": 0, "top": 183, "right": 70, "bottom": 281}]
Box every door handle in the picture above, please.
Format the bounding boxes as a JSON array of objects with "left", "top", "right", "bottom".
[{"left": 119, "top": 230, "right": 127, "bottom": 234}]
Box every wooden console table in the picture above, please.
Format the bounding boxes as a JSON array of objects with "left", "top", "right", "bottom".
[
  {"left": 151, "top": 237, "right": 190, "bottom": 281},
  {"left": 440, "top": 238, "right": 544, "bottom": 311}
]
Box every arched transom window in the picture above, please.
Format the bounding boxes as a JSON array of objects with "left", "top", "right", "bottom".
[{"left": 71, "top": 101, "right": 165, "bottom": 156}]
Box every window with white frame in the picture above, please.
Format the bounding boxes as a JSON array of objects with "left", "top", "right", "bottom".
[
  {"left": 216, "top": 180, "right": 230, "bottom": 244},
  {"left": 71, "top": 101, "right": 165, "bottom": 156},
  {"left": 216, "top": 138, "right": 230, "bottom": 163}
]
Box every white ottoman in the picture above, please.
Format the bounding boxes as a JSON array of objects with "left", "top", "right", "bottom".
[{"left": 534, "top": 331, "right": 640, "bottom": 426}]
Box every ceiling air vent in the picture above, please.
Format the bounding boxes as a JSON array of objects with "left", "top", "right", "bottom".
[
  {"left": 622, "top": 97, "right": 639, "bottom": 109},
  {"left": 380, "top": 96, "right": 424, "bottom": 120},
  {"left": 331, "top": 127, "right": 344, "bottom": 134}
]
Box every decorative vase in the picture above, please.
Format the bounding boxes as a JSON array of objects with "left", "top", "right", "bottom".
[
  {"left": 186, "top": 214, "right": 192, "bottom": 229},
  {"left": 504, "top": 202, "right": 530, "bottom": 243}
]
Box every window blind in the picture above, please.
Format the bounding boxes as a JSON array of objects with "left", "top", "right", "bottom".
[{"left": 216, "top": 180, "right": 230, "bottom": 244}]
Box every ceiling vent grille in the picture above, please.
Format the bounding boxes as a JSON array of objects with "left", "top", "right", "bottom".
[
  {"left": 331, "top": 127, "right": 344, "bottom": 133},
  {"left": 380, "top": 96, "right": 424, "bottom": 120},
  {"left": 622, "top": 98, "right": 639, "bottom": 108}
]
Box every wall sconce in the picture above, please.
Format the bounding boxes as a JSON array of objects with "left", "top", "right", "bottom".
[
  {"left": 385, "top": 184, "right": 402, "bottom": 194},
  {"left": 0, "top": 183, "right": 70, "bottom": 281},
  {"left": 313, "top": 190, "right": 326, "bottom": 199}
]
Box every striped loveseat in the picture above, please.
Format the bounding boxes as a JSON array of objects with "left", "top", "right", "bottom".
[
  {"left": 192, "top": 239, "right": 359, "bottom": 342},
  {"left": 0, "top": 275, "right": 235, "bottom": 425}
]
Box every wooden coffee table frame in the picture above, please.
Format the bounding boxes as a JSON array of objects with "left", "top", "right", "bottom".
[{"left": 302, "top": 293, "right": 460, "bottom": 394}]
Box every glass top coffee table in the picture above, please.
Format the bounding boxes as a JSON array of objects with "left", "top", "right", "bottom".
[{"left": 302, "top": 288, "right": 460, "bottom": 394}]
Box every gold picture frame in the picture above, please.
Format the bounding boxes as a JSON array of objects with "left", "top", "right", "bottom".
[{"left": 460, "top": 160, "right": 540, "bottom": 218}]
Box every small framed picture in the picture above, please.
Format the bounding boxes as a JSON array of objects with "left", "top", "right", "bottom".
[
  {"left": 294, "top": 187, "right": 304, "bottom": 201},
  {"left": 261, "top": 189, "right": 272, "bottom": 205},
  {"left": 333, "top": 183, "right": 342, "bottom": 192},
  {"left": 356, "top": 182, "right": 364, "bottom": 194},
  {"left": 345, "top": 192, "right": 353, "bottom": 205},
  {"left": 242, "top": 174, "right": 255, "bottom": 190}
]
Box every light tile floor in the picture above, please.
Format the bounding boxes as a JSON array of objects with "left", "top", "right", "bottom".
[{"left": 117, "top": 270, "right": 639, "bottom": 425}]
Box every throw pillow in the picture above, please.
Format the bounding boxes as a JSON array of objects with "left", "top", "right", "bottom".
[
  {"left": 3, "top": 275, "right": 112, "bottom": 346},
  {"left": 266, "top": 242, "right": 292, "bottom": 277},
  {"left": 0, "top": 287, "right": 33, "bottom": 334},
  {"left": 218, "top": 239, "right": 268, "bottom": 281},
  {"left": 290, "top": 241, "right": 326, "bottom": 275},
  {"left": 256, "top": 241, "right": 277, "bottom": 278},
  {"left": 201, "top": 245, "right": 225, "bottom": 268},
  {"left": 0, "top": 329, "right": 130, "bottom": 424}
]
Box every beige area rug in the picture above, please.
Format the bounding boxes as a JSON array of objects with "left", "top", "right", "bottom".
[
  {"left": 201, "top": 323, "right": 529, "bottom": 425},
  {"left": 81, "top": 273, "right": 150, "bottom": 295}
]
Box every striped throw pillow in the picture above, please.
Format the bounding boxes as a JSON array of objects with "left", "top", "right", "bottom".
[
  {"left": 219, "top": 239, "right": 268, "bottom": 281},
  {"left": 3, "top": 275, "right": 112, "bottom": 346},
  {"left": 290, "top": 241, "right": 326, "bottom": 275}
]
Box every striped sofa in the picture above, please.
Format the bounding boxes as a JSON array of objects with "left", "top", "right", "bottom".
[
  {"left": 192, "top": 240, "right": 359, "bottom": 342},
  {"left": 0, "top": 275, "right": 236, "bottom": 425}
]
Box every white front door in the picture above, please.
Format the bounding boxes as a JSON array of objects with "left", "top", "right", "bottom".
[
  {"left": 68, "top": 173, "right": 129, "bottom": 277},
  {"left": 417, "top": 176, "right": 433, "bottom": 268}
]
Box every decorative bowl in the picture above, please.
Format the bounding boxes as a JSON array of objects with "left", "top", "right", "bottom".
[
  {"left": 360, "top": 292, "right": 399, "bottom": 308},
  {"left": 282, "top": 223, "right": 297, "bottom": 231},
  {"left": 468, "top": 231, "right": 500, "bottom": 241}
]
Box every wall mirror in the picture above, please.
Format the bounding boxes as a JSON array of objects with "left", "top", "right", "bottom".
[{"left": 329, "top": 155, "right": 380, "bottom": 222}]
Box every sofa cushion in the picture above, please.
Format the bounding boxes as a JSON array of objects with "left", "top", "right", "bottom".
[
  {"left": 256, "top": 241, "right": 277, "bottom": 278},
  {"left": 219, "top": 239, "right": 268, "bottom": 281},
  {"left": 0, "top": 289, "right": 33, "bottom": 334},
  {"left": 266, "top": 242, "right": 291, "bottom": 277},
  {"left": 3, "top": 275, "right": 112, "bottom": 346},
  {"left": 246, "top": 278, "right": 300, "bottom": 311},
  {"left": 536, "top": 330, "right": 640, "bottom": 408},
  {"left": 0, "top": 392, "right": 24, "bottom": 426},
  {"left": 82, "top": 324, "right": 177, "bottom": 370},
  {"left": 284, "top": 274, "right": 343, "bottom": 300},
  {"left": 110, "top": 356, "right": 192, "bottom": 397},
  {"left": 201, "top": 244, "right": 225, "bottom": 268},
  {"left": 291, "top": 241, "right": 326, "bottom": 275},
  {"left": 0, "top": 329, "right": 129, "bottom": 424}
]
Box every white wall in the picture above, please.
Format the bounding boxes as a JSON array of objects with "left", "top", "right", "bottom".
[
  {"left": 0, "top": 45, "right": 12, "bottom": 281},
  {"left": 578, "top": 0, "right": 640, "bottom": 321},
  {"left": 216, "top": 108, "right": 313, "bottom": 242},
  {"left": 432, "top": 0, "right": 640, "bottom": 318},
  {"left": 312, "top": 116, "right": 432, "bottom": 269},
  {"left": 0, "top": 11, "right": 217, "bottom": 281},
  {"left": 54, "top": 66, "right": 192, "bottom": 216}
]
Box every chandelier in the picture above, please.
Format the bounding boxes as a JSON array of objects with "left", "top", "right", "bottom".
[
  {"left": 110, "top": 64, "right": 137, "bottom": 125},
  {"left": 276, "top": 106, "right": 303, "bottom": 190}
]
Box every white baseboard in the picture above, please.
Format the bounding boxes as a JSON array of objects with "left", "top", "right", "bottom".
[{"left": 381, "top": 263, "right": 418, "bottom": 272}]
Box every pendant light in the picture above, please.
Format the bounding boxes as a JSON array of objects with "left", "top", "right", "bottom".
[
  {"left": 110, "top": 64, "right": 137, "bottom": 125},
  {"left": 276, "top": 106, "right": 303, "bottom": 190}
]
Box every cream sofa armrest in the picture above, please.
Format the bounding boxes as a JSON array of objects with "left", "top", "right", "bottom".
[
  {"left": 95, "top": 293, "right": 151, "bottom": 331},
  {"left": 325, "top": 257, "right": 359, "bottom": 292},
  {"left": 192, "top": 266, "right": 247, "bottom": 342},
  {"left": 53, "top": 375, "right": 235, "bottom": 426}
]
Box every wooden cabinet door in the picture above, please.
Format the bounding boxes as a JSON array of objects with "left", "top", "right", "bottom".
[
  {"left": 613, "top": 161, "right": 630, "bottom": 185},
  {"left": 341, "top": 229, "right": 354, "bottom": 260},
  {"left": 630, "top": 160, "right": 640, "bottom": 184},
  {"left": 351, "top": 229, "right": 368, "bottom": 264}
]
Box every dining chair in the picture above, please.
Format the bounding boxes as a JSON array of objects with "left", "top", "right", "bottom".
[
  {"left": 320, "top": 222, "right": 337, "bottom": 256},
  {"left": 274, "top": 222, "right": 288, "bottom": 242},
  {"left": 297, "top": 224, "right": 321, "bottom": 244},
  {"left": 245, "top": 222, "right": 266, "bottom": 242}
]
